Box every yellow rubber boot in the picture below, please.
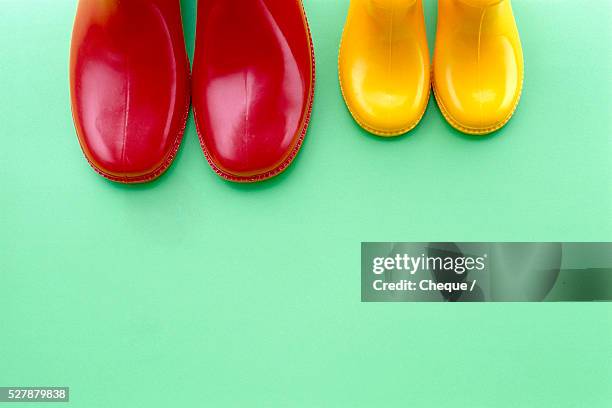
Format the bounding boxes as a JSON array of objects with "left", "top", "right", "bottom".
[
  {"left": 433, "top": 0, "right": 524, "bottom": 135},
  {"left": 339, "top": 0, "right": 430, "bottom": 137}
]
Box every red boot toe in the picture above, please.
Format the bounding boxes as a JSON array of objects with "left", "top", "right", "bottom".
[
  {"left": 192, "top": 0, "right": 315, "bottom": 183},
  {"left": 70, "top": 0, "right": 190, "bottom": 183}
]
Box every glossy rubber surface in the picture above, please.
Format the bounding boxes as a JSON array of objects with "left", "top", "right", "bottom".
[
  {"left": 192, "top": 0, "right": 315, "bottom": 183},
  {"left": 6, "top": 1, "right": 612, "bottom": 406},
  {"left": 70, "top": 0, "right": 190, "bottom": 183},
  {"left": 433, "top": 0, "right": 524, "bottom": 135},
  {"left": 339, "top": 0, "right": 430, "bottom": 137}
]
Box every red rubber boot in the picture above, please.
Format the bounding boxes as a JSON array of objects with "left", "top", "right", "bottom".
[
  {"left": 70, "top": 0, "right": 190, "bottom": 183},
  {"left": 192, "top": 0, "right": 315, "bottom": 183}
]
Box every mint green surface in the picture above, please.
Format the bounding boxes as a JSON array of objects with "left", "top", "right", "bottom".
[{"left": 1, "top": 0, "right": 611, "bottom": 406}]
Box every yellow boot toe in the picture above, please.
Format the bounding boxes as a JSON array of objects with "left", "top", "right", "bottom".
[
  {"left": 433, "top": 0, "right": 524, "bottom": 135},
  {"left": 339, "top": 0, "right": 431, "bottom": 137}
]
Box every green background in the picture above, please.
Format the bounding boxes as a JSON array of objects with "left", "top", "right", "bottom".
[{"left": 1, "top": 0, "right": 611, "bottom": 406}]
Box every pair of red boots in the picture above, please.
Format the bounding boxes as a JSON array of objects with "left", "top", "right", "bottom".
[{"left": 70, "top": 0, "right": 315, "bottom": 184}]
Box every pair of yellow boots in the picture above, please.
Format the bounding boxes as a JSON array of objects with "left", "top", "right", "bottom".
[{"left": 339, "top": 0, "right": 523, "bottom": 136}]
